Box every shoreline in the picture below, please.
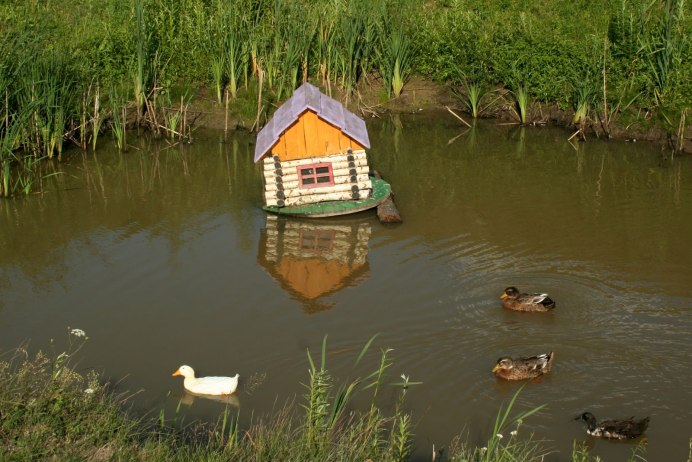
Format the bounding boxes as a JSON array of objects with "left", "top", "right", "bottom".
[{"left": 187, "top": 77, "right": 691, "bottom": 155}]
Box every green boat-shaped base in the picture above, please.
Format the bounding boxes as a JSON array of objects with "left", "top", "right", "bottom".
[{"left": 263, "top": 177, "right": 392, "bottom": 218}]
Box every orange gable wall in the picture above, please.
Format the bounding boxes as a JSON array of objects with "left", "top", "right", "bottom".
[{"left": 270, "top": 110, "right": 364, "bottom": 162}]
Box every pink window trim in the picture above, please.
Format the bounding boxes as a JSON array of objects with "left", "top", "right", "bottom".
[{"left": 298, "top": 162, "right": 334, "bottom": 189}]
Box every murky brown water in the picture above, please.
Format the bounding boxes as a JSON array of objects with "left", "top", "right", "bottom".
[{"left": 1, "top": 115, "right": 691, "bottom": 461}]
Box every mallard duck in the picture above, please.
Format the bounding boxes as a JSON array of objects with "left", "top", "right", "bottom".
[
  {"left": 492, "top": 352, "right": 554, "bottom": 380},
  {"left": 574, "top": 412, "right": 650, "bottom": 439},
  {"left": 172, "top": 365, "right": 239, "bottom": 396},
  {"left": 500, "top": 287, "right": 555, "bottom": 312}
]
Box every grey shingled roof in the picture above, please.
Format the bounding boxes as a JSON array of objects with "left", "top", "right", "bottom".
[{"left": 254, "top": 83, "right": 370, "bottom": 163}]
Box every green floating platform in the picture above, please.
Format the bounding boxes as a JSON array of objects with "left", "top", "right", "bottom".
[{"left": 263, "top": 177, "right": 392, "bottom": 218}]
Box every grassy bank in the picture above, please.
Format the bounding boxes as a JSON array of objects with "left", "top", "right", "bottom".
[
  {"left": 1, "top": 333, "right": 676, "bottom": 462},
  {"left": 0, "top": 0, "right": 690, "bottom": 196}
]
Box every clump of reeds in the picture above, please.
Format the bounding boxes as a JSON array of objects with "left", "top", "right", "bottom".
[
  {"left": 223, "top": 8, "right": 249, "bottom": 100},
  {"left": 0, "top": 114, "right": 37, "bottom": 197},
  {"left": 378, "top": 26, "right": 414, "bottom": 99},
  {"left": 571, "top": 72, "right": 597, "bottom": 141},
  {"left": 108, "top": 85, "right": 129, "bottom": 151},
  {"left": 16, "top": 51, "right": 77, "bottom": 159},
  {"left": 510, "top": 84, "right": 530, "bottom": 125},
  {"left": 452, "top": 68, "right": 500, "bottom": 119}
]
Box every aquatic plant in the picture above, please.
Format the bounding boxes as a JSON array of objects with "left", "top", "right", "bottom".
[
  {"left": 210, "top": 54, "right": 225, "bottom": 105},
  {"left": 379, "top": 27, "right": 414, "bottom": 99},
  {"left": 510, "top": 84, "right": 530, "bottom": 125},
  {"left": 15, "top": 51, "right": 77, "bottom": 159},
  {"left": 452, "top": 69, "right": 500, "bottom": 119},
  {"left": 640, "top": 0, "right": 686, "bottom": 107},
  {"left": 337, "top": 9, "right": 367, "bottom": 97},
  {"left": 223, "top": 2, "right": 248, "bottom": 100},
  {"left": 108, "top": 85, "right": 128, "bottom": 151},
  {"left": 315, "top": 12, "right": 337, "bottom": 88},
  {"left": 133, "top": 0, "right": 150, "bottom": 123}
]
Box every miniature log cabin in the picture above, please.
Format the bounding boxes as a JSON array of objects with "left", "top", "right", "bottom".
[{"left": 254, "top": 83, "right": 373, "bottom": 208}]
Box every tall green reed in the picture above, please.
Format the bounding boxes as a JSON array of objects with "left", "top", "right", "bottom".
[
  {"left": 571, "top": 62, "right": 599, "bottom": 138},
  {"left": 0, "top": 115, "right": 29, "bottom": 197},
  {"left": 16, "top": 52, "right": 77, "bottom": 159},
  {"left": 90, "top": 82, "right": 103, "bottom": 151},
  {"left": 453, "top": 69, "right": 497, "bottom": 118},
  {"left": 337, "top": 16, "right": 366, "bottom": 97},
  {"left": 279, "top": 3, "right": 316, "bottom": 98},
  {"left": 510, "top": 84, "right": 530, "bottom": 124},
  {"left": 640, "top": 0, "right": 686, "bottom": 107},
  {"left": 133, "top": 0, "right": 150, "bottom": 122},
  {"left": 316, "top": 13, "right": 337, "bottom": 88},
  {"left": 109, "top": 85, "right": 128, "bottom": 151},
  {"left": 379, "top": 27, "right": 414, "bottom": 99},
  {"left": 224, "top": 22, "right": 248, "bottom": 99},
  {"left": 210, "top": 54, "right": 225, "bottom": 104},
  {"left": 301, "top": 334, "right": 418, "bottom": 460}
]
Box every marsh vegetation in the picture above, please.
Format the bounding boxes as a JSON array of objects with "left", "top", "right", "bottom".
[{"left": 0, "top": 0, "right": 689, "bottom": 197}]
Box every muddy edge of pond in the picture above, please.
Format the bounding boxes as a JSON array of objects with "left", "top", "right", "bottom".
[{"left": 190, "top": 76, "right": 691, "bottom": 154}]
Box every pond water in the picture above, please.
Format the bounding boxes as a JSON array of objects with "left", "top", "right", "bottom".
[{"left": 1, "top": 114, "right": 691, "bottom": 461}]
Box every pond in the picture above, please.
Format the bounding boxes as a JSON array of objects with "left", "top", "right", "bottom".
[{"left": 1, "top": 114, "right": 690, "bottom": 461}]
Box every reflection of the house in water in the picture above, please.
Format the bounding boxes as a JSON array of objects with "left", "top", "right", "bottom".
[{"left": 257, "top": 215, "right": 371, "bottom": 313}]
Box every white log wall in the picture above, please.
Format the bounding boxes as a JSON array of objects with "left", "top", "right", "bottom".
[{"left": 263, "top": 150, "right": 372, "bottom": 207}]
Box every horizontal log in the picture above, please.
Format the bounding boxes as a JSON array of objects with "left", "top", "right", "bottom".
[
  {"left": 266, "top": 188, "right": 372, "bottom": 207},
  {"left": 264, "top": 163, "right": 369, "bottom": 182},
  {"left": 265, "top": 181, "right": 372, "bottom": 201},
  {"left": 264, "top": 166, "right": 369, "bottom": 186},
  {"left": 265, "top": 173, "right": 371, "bottom": 192},
  {"left": 263, "top": 150, "right": 366, "bottom": 168}
]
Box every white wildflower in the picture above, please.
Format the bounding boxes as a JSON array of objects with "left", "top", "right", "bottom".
[
  {"left": 400, "top": 374, "right": 409, "bottom": 382},
  {"left": 510, "top": 430, "right": 518, "bottom": 437},
  {"left": 70, "top": 328, "right": 87, "bottom": 338},
  {"left": 84, "top": 388, "right": 95, "bottom": 395},
  {"left": 496, "top": 433, "right": 504, "bottom": 439}
]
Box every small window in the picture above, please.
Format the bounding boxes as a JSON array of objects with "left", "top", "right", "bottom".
[{"left": 298, "top": 162, "right": 334, "bottom": 189}]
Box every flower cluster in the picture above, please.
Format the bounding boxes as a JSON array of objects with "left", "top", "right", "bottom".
[{"left": 69, "top": 328, "right": 87, "bottom": 338}]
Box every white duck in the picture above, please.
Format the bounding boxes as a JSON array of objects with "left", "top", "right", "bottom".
[{"left": 171, "top": 365, "right": 239, "bottom": 395}]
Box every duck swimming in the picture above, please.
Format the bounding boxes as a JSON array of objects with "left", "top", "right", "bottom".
[
  {"left": 574, "top": 412, "right": 650, "bottom": 439},
  {"left": 500, "top": 287, "right": 555, "bottom": 312},
  {"left": 172, "top": 365, "right": 239, "bottom": 395},
  {"left": 492, "top": 352, "right": 554, "bottom": 380}
]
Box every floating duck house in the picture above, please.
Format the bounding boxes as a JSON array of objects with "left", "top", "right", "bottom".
[{"left": 254, "top": 83, "right": 389, "bottom": 217}]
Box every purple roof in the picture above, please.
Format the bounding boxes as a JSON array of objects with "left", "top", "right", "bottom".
[{"left": 254, "top": 83, "right": 370, "bottom": 163}]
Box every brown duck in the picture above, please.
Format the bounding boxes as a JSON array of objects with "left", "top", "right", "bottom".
[
  {"left": 574, "top": 412, "right": 650, "bottom": 440},
  {"left": 492, "top": 352, "right": 554, "bottom": 380},
  {"left": 500, "top": 287, "right": 555, "bottom": 312}
]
